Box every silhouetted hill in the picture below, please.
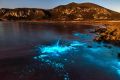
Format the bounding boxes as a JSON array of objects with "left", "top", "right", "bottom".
[{"left": 0, "top": 2, "right": 120, "bottom": 21}]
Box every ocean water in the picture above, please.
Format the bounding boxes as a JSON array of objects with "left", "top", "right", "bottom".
[{"left": 0, "top": 22, "right": 120, "bottom": 80}]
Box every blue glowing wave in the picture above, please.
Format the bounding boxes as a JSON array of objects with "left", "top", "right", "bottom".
[
  {"left": 34, "top": 33, "right": 120, "bottom": 80},
  {"left": 34, "top": 40, "right": 86, "bottom": 80},
  {"left": 38, "top": 40, "right": 86, "bottom": 57}
]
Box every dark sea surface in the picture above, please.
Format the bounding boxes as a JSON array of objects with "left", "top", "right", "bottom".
[{"left": 0, "top": 22, "right": 120, "bottom": 80}]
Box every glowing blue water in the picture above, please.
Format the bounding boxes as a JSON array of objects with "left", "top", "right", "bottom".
[
  {"left": 39, "top": 40, "right": 73, "bottom": 55},
  {"left": 37, "top": 40, "right": 86, "bottom": 58},
  {"left": 34, "top": 39, "right": 87, "bottom": 80},
  {"left": 34, "top": 33, "right": 120, "bottom": 80}
]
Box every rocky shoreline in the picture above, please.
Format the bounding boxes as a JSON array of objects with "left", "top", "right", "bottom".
[{"left": 94, "top": 24, "right": 120, "bottom": 46}]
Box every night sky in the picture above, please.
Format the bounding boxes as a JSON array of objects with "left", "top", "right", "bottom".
[{"left": 0, "top": 0, "right": 120, "bottom": 12}]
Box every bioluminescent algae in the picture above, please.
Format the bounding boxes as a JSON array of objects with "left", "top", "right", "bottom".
[
  {"left": 39, "top": 40, "right": 74, "bottom": 55},
  {"left": 73, "top": 33, "right": 93, "bottom": 40},
  {"left": 38, "top": 40, "right": 86, "bottom": 57},
  {"left": 34, "top": 33, "right": 120, "bottom": 80},
  {"left": 34, "top": 40, "right": 86, "bottom": 80}
]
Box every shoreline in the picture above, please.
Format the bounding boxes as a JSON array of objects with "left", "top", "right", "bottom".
[
  {"left": 1, "top": 20, "right": 120, "bottom": 22},
  {"left": 0, "top": 20, "right": 120, "bottom": 27}
]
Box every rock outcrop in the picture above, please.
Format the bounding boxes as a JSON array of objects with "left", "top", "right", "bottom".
[
  {"left": 94, "top": 25, "right": 120, "bottom": 46},
  {"left": 0, "top": 8, "right": 51, "bottom": 20}
]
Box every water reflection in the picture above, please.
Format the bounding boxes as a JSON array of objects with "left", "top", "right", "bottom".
[{"left": 0, "top": 22, "right": 95, "bottom": 58}]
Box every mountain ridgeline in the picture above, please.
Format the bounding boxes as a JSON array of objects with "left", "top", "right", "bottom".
[{"left": 0, "top": 2, "right": 120, "bottom": 21}]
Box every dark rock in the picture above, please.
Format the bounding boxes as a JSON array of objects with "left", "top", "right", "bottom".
[
  {"left": 87, "top": 45, "right": 92, "bottom": 48},
  {"left": 103, "top": 45, "right": 112, "bottom": 49},
  {"left": 117, "top": 53, "right": 120, "bottom": 59}
]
